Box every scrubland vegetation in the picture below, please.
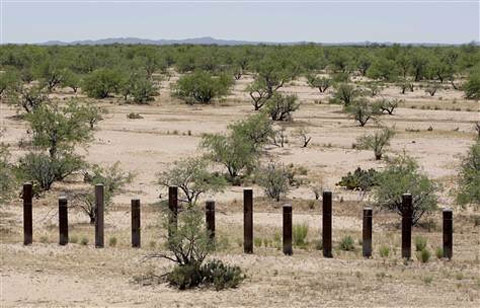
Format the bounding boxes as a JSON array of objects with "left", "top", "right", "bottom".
[{"left": 1, "top": 43, "right": 479, "bottom": 306}]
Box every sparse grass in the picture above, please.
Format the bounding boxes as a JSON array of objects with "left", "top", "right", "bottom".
[
  {"left": 293, "top": 224, "right": 309, "bottom": 248},
  {"left": 80, "top": 237, "right": 89, "bottom": 246},
  {"left": 415, "top": 236, "right": 428, "bottom": 251},
  {"left": 109, "top": 236, "right": 118, "bottom": 247},
  {"left": 69, "top": 235, "right": 79, "bottom": 244},
  {"left": 435, "top": 247, "right": 444, "bottom": 259},
  {"left": 379, "top": 245, "right": 390, "bottom": 258},
  {"left": 417, "top": 248, "right": 431, "bottom": 263},
  {"left": 338, "top": 236, "right": 355, "bottom": 251}
]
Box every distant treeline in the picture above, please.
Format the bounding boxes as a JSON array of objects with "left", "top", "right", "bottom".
[{"left": 1, "top": 43, "right": 479, "bottom": 81}]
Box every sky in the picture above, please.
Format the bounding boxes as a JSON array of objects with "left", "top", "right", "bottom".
[{"left": 1, "top": 0, "right": 479, "bottom": 44}]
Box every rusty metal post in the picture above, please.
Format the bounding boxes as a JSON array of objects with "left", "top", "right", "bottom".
[
  {"left": 362, "top": 207, "right": 372, "bottom": 258},
  {"left": 23, "top": 183, "right": 33, "bottom": 245},
  {"left": 206, "top": 200, "right": 215, "bottom": 248},
  {"left": 443, "top": 208, "right": 453, "bottom": 259},
  {"left": 59, "top": 196, "right": 68, "bottom": 245},
  {"left": 131, "top": 199, "right": 141, "bottom": 248},
  {"left": 283, "top": 204, "right": 293, "bottom": 256},
  {"left": 95, "top": 184, "right": 104, "bottom": 248},
  {"left": 168, "top": 186, "right": 178, "bottom": 238},
  {"left": 322, "top": 191, "right": 333, "bottom": 258},
  {"left": 244, "top": 188, "right": 253, "bottom": 254},
  {"left": 401, "top": 193, "right": 412, "bottom": 259}
]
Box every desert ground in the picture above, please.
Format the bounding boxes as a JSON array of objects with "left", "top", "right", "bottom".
[{"left": 1, "top": 74, "right": 480, "bottom": 307}]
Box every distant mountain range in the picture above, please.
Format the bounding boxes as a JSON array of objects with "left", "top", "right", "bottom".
[{"left": 20, "top": 37, "right": 480, "bottom": 46}]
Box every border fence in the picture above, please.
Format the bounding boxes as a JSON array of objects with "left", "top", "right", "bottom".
[{"left": 21, "top": 182, "right": 454, "bottom": 260}]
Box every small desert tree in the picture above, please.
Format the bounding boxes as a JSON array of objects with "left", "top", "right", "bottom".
[
  {"left": 256, "top": 163, "right": 290, "bottom": 202},
  {"left": 229, "top": 112, "right": 274, "bottom": 150},
  {"left": 332, "top": 83, "right": 358, "bottom": 106},
  {"left": 157, "top": 157, "right": 226, "bottom": 206},
  {"left": 173, "top": 71, "right": 232, "bottom": 104},
  {"left": 456, "top": 141, "right": 480, "bottom": 208},
  {"left": 373, "top": 153, "right": 438, "bottom": 225},
  {"left": 201, "top": 133, "right": 257, "bottom": 185},
  {"left": 464, "top": 69, "right": 480, "bottom": 100},
  {"left": 8, "top": 85, "right": 49, "bottom": 114},
  {"left": 344, "top": 98, "right": 380, "bottom": 127},
  {"left": 201, "top": 113, "right": 273, "bottom": 183},
  {"left": 246, "top": 79, "right": 270, "bottom": 110},
  {"left": 82, "top": 68, "right": 123, "bottom": 99},
  {"left": 294, "top": 127, "right": 312, "bottom": 148},
  {"left": 306, "top": 74, "right": 331, "bottom": 93},
  {"left": 26, "top": 102, "right": 94, "bottom": 158},
  {"left": 121, "top": 72, "right": 158, "bottom": 104},
  {"left": 76, "top": 162, "right": 133, "bottom": 224},
  {"left": 266, "top": 93, "right": 300, "bottom": 121},
  {"left": 356, "top": 127, "right": 395, "bottom": 160},
  {"left": 148, "top": 207, "right": 244, "bottom": 290},
  {"left": 373, "top": 98, "right": 401, "bottom": 115},
  {"left": 16, "top": 152, "right": 84, "bottom": 193}
]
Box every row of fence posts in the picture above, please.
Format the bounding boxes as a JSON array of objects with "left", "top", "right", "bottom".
[{"left": 21, "top": 183, "right": 453, "bottom": 259}]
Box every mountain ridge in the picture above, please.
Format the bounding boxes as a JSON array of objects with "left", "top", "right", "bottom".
[{"left": 8, "top": 37, "right": 479, "bottom": 46}]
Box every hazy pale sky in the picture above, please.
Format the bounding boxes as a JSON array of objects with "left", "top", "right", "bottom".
[{"left": 1, "top": 0, "right": 479, "bottom": 44}]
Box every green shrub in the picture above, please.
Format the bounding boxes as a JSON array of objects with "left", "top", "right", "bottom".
[
  {"left": 167, "top": 264, "right": 203, "bottom": 290},
  {"left": 265, "top": 93, "right": 300, "bottom": 121},
  {"left": 83, "top": 68, "right": 123, "bottom": 99},
  {"left": 256, "top": 163, "right": 291, "bottom": 202},
  {"left": 17, "top": 152, "right": 84, "bottom": 193},
  {"left": 415, "top": 236, "right": 427, "bottom": 251},
  {"left": 336, "top": 167, "right": 379, "bottom": 191},
  {"left": 339, "top": 235, "right": 355, "bottom": 251},
  {"left": 293, "top": 224, "right": 309, "bottom": 247},
  {"left": 69, "top": 235, "right": 78, "bottom": 244},
  {"left": 254, "top": 238, "right": 263, "bottom": 248},
  {"left": 173, "top": 71, "right": 232, "bottom": 104},
  {"left": 379, "top": 245, "right": 390, "bottom": 258},
  {"left": 200, "top": 259, "right": 245, "bottom": 291},
  {"left": 356, "top": 127, "right": 395, "bottom": 160},
  {"left": 417, "top": 248, "right": 431, "bottom": 263},
  {"left": 373, "top": 153, "right": 438, "bottom": 226}
]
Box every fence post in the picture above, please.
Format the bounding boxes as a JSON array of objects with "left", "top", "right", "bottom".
[
  {"left": 362, "top": 207, "right": 373, "bottom": 258},
  {"left": 206, "top": 200, "right": 215, "bottom": 248},
  {"left": 95, "top": 184, "right": 104, "bottom": 248},
  {"left": 443, "top": 208, "right": 453, "bottom": 259},
  {"left": 401, "top": 193, "right": 412, "bottom": 259},
  {"left": 23, "top": 183, "right": 33, "bottom": 245},
  {"left": 322, "top": 191, "right": 333, "bottom": 258},
  {"left": 168, "top": 186, "right": 178, "bottom": 238},
  {"left": 283, "top": 204, "right": 293, "bottom": 256},
  {"left": 244, "top": 188, "right": 253, "bottom": 254},
  {"left": 131, "top": 199, "right": 141, "bottom": 248},
  {"left": 59, "top": 196, "right": 68, "bottom": 245}
]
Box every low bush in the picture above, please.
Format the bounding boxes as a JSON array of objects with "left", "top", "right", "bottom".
[
  {"left": 417, "top": 248, "right": 431, "bottom": 263},
  {"left": 336, "top": 167, "right": 379, "bottom": 191},
  {"left": 200, "top": 259, "right": 245, "bottom": 291}
]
